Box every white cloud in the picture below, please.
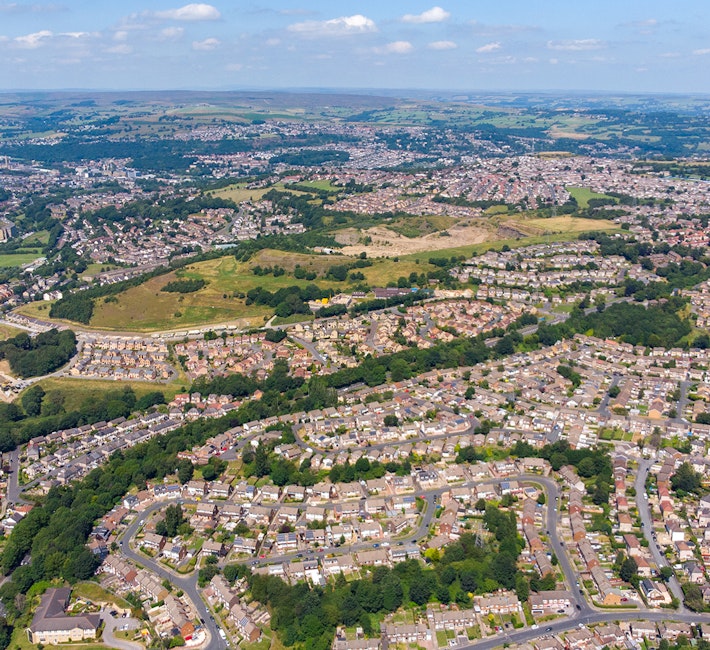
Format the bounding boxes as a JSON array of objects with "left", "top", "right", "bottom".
[
  {"left": 113, "top": 30, "right": 128, "bottom": 41},
  {"left": 154, "top": 3, "right": 220, "bottom": 22},
  {"left": 693, "top": 48, "right": 710, "bottom": 55},
  {"left": 226, "top": 62, "right": 243, "bottom": 71},
  {"left": 428, "top": 40, "right": 457, "bottom": 50},
  {"left": 374, "top": 40, "right": 413, "bottom": 54},
  {"left": 192, "top": 37, "right": 220, "bottom": 51},
  {"left": 547, "top": 39, "right": 605, "bottom": 51},
  {"left": 265, "top": 38, "right": 281, "bottom": 46},
  {"left": 160, "top": 26, "right": 184, "bottom": 40},
  {"left": 14, "top": 30, "right": 52, "bottom": 48},
  {"left": 476, "top": 41, "right": 501, "bottom": 53},
  {"left": 0, "top": 3, "right": 65, "bottom": 13},
  {"left": 288, "top": 14, "right": 376, "bottom": 36},
  {"left": 402, "top": 6, "right": 450, "bottom": 24},
  {"left": 107, "top": 43, "right": 132, "bottom": 54}
]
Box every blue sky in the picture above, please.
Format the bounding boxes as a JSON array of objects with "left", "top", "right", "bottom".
[{"left": 0, "top": 1, "right": 708, "bottom": 92}]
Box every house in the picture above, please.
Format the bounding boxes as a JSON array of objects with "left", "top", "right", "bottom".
[
  {"left": 141, "top": 533, "right": 166, "bottom": 553},
  {"left": 528, "top": 590, "right": 573, "bottom": 614},
  {"left": 27, "top": 588, "right": 101, "bottom": 644}
]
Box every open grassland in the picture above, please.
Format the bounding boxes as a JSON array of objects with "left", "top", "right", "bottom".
[
  {"left": 208, "top": 184, "right": 271, "bottom": 203},
  {"left": 0, "top": 251, "right": 44, "bottom": 267},
  {"left": 0, "top": 323, "right": 22, "bottom": 340},
  {"left": 518, "top": 215, "right": 618, "bottom": 234},
  {"left": 566, "top": 186, "right": 616, "bottom": 208},
  {"left": 34, "top": 377, "right": 185, "bottom": 411},
  {"left": 49, "top": 249, "right": 441, "bottom": 332}
]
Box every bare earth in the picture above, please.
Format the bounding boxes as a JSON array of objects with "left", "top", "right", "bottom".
[{"left": 337, "top": 223, "right": 493, "bottom": 257}]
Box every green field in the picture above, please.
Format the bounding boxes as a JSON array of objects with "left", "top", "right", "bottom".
[
  {"left": 0, "top": 251, "right": 43, "bottom": 267},
  {"left": 0, "top": 323, "right": 22, "bottom": 341},
  {"left": 33, "top": 377, "right": 186, "bottom": 411},
  {"left": 566, "top": 186, "right": 616, "bottom": 208},
  {"left": 22, "top": 230, "right": 50, "bottom": 246}
]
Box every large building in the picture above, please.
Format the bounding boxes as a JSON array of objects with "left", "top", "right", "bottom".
[{"left": 27, "top": 588, "right": 101, "bottom": 645}]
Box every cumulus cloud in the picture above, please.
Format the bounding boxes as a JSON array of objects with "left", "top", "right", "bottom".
[
  {"left": 428, "top": 40, "right": 457, "bottom": 50},
  {"left": 476, "top": 41, "right": 501, "bottom": 53},
  {"left": 288, "top": 14, "right": 376, "bottom": 36},
  {"left": 160, "top": 26, "right": 185, "bottom": 40},
  {"left": 192, "top": 37, "right": 220, "bottom": 50},
  {"left": 693, "top": 48, "right": 710, "bottom": 55},
  {"left": 402, "top": 6, "right": 450, "bottom": 24},
  {"left": 14, "top": 30, "right": 52, "bottom": 48},
  {"left": 547, "top": 39, "right": 605, "bottom": 51},
  {"left": 374, "top": 41, "right": 413, "bottom": 54},
  {"left": 154, "top": 3, "right": 220, "bottom": 21}
]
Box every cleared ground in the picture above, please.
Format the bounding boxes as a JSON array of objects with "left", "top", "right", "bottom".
[{"left": 337, "top": 220, "right": 494, "bottom": 257}]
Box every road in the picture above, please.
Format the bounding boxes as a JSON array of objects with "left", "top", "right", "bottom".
[
  {"left": 5, "top": 448, "right": 28, "bottom": 508},
  {"left": 635, "top": 457, "right": 686, "bottom": 609},
  {"left": 119, "top": 501, "right": 226, "bottom": 650}
]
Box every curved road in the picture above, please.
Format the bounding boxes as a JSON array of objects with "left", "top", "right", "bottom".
[{"left": 119, "top": 501, "right": 225, "bottom": 650}]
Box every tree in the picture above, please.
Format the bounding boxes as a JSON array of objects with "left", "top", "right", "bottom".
[
  {"left": 619, "top": 556, "right": 638, "bottom": 583},
  {"left": 383, "top": 414, "right": 399, "bottom": 427},
  {"left": 254, "top": 443, "right": 270, "bottom": 478},
  {"left": 176, "top": 459, "right": 194, "bottom": 484},
  {"left": 22, "top": 384, "right": 45, "bottom": 417},
  {"left": 671, "top": 461, "right": 702, "bottom": 494}
]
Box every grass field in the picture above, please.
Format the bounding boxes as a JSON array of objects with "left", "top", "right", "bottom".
[
  {"left": 0, "top": 251, "right": 44, "bottom": 267},
  {"left": 34, "top": 376, "right": 186, "bottom": 410},
  {"left": 0, "top": 323, "right": 22, "bottom": 341},
  {"left": 522, "top": 216, "right": 617, "bottom": 233},
  {"left": 22, "top": 229, "right": 50, "bottom": 246},
  {"left": 566, "top": 186, "right": 616, "bottom": 208},
  {"left": 208, "top": 184, "right": 272, "bottom": 203},
  {"left": 57, "top": 250, "right": 439, "bottom": 331}
]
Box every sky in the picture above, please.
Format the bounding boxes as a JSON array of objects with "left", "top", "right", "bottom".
[{"left": 0, "top": 1, "right": 709, "bottom": 93}]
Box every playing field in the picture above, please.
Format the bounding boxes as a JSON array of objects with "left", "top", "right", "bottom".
[{"left": 566, "top": 186, "right": 616, "bottom": 208}]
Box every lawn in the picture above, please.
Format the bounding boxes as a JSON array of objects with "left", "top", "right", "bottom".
[{"left": 566, "top": 186, "right": 617, "bottom": 208}]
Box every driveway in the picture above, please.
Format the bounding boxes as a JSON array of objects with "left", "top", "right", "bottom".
[{"left": 101, "top": 610, "right": 143, "bottom": 650}]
